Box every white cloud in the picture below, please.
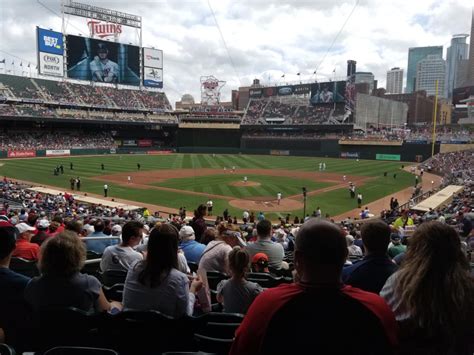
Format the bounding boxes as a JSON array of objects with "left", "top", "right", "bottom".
[{"left": 0, "top": 0, "right": 471, "bottom": 106}]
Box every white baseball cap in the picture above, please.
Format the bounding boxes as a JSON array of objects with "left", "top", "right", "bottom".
[
  {"left": 37, "top": 219, "right": 50, "bottom": 229},
  {"left": 179, "top": 225, "right": 195, "bottom": 240},
  {"left": 16, "top": 222, "right": 36, "bottom": 234}
]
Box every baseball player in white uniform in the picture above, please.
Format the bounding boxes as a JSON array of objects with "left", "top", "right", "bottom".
[
  {"left": 277, "top": 192, "right": 282, "bottom": 205},
  {"left": 90, "top": 43, "right": 119, "bottom": 83},
  {"left": 244, "top": 176, "right": 248, "bottom": 183}
]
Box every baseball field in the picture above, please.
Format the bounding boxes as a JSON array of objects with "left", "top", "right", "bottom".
[{"left": 0, "top": 153, "right": 415, "bottom": 220}]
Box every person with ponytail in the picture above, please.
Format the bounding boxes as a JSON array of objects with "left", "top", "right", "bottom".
[{"left": 216, "top": 246, "right": 263, "bottom": 314}]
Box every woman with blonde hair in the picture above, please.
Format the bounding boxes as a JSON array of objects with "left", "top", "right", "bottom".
[
  {"left": 216, "top": 246, "right": 263, "bottom": 314},
  {"left": 380, "top": 221, "right": 474, "bottom": 354},
  {"left": 198, "top": 222, "right": 246, "bottom": 275},
  {"left": 25, "top": 231, "right": 121, "bottom": 313}
]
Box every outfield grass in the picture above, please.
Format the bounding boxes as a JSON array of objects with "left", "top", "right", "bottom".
[{"left": 0, "top": 154, "right": 415, "bottom": 220}]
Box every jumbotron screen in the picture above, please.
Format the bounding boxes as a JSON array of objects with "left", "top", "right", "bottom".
[
  {"left": 310, "top": 81, "right": 346, "bottom": 105},
  {"left": 66, "top": 35, "right": 140, "bottom": 86}
]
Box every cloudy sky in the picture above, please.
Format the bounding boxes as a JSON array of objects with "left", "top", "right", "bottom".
[{"left": 0, "top": 0, "right": 471, "bottom": 106}]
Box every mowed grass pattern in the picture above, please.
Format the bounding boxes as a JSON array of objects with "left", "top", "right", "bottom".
[
  {"left": 0, "top": 154, "right": 415, "bottom": 220},
  {"left": 154, "top": 174, "right": 334, "bottom": 198}
]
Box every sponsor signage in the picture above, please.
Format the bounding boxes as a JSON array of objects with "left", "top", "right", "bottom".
[
  {"left": 39, "top": 52, "right": 64, "bottom": 77},
  {"left": 340, "top": 152, "right": 360, "bottom": 158},
  {"left": 277, "top": 86, "right": 293, "bottom": 96},
  {"left": 87, "top": 20, "right": 122, "bottom": 39},
  {"left": 249, "top": 88, "right": 263, "bottom": 99},
  {"left": 263, "top": 87, "right": 277, "bottom": 97},
  {"left": 143, "top": 67, "right": 163, "bottom": 88},
  {"left": 138, "top": 139, "right": 153, "bottom": 147},
  {"left": 143, "top": 48, "right": 163, "bottom": 69},
  {"left": 270, "top": 150, "right": 290, "bottom": 156},
  {"left": 147, "top": 150, "right": 173, "bottom": 155},
  {"left": 46, "top": 149, "right": 70, "bottom": 156},
  {"left": 376, "top": 154, "right": 400, "bottom": 161},
  {"left": 8, "top": 150, "right": 36, "bottom": 158},
  {"left": 37, "top": 27, "right": 64, "bottom": 55},
  {"left": 293, "top": 84, "right": 311, "bottom": 95},
  {"left": 122, "top": 139, "right": 137, "bottom": 147},
  {"left": 110, "top": 148, "right": 116, "bottom": 154}
]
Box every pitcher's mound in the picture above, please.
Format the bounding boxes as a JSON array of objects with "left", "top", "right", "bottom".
[{"left": 229, "top": 181, "right": 261, "bottom": 187}]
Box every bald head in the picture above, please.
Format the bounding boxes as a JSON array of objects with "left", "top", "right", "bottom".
[{"left": 295, "top": 220, "right": 348, "bottom": 282}]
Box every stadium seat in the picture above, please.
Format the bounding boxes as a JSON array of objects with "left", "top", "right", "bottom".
[
  {"left": 43, "top": 346, "right": 118, "bottom": 355},
  {"left": 0, "top": 344, "right": 16, "bottom": 355},
  {"left": 33, "top": 307, "right": 102, "bottom": 351},
  {"left": 81, "top": 260, "right": 101, "bottom": 279},
  {"left": 246, "top": 272, "right": 285, "bottom": 288},
  {"left": 86, "top": 251, "right": 103, "bottom": 260},
  {"left": 9, "top": 257, "right": 39, "bottom": 278},
  {"left": 100, "top": 270, "right": 127, "bottom": 287},
  {"left": 194, "top": 312, "right": 244, "bottom": 339},
  {"left": 206, "top": 271, "right": 229, "bottom": 291},
  {"left": 193, "top": 334, "right": 234, "bottom": 355},
  {"left": 102, "top": 284, "right": 124, "bottom": 302},
  {"left": 99, "top": 310, "right": 195, "bottom": 354},
  {"left": 187, "top": 261, "right": 199, "bottom": 273}
]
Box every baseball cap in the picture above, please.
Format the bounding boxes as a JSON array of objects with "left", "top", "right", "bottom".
[
  {"left": 391, "top": 233, "right": 401, "bottom": 241},
  {"left": 179, "top": 225, "right": 195, "bottom": 240},
  {"left": 252, "top": 252, "right": 269, "bottom": 265},
  {"left": 37, "top": 219, "right": 50, "bottom": 229},
  {"left": 97, "top": 43, "right": 108, "bottom": 52},
  {"left": 111, "top": 224, "right": 122, "bottom": 234},
  {"left": 16, "top": 222, "right": 36, "bottom": 234},
  {"left": 222, "top": 230, "right": 247, "bottom": 247}
]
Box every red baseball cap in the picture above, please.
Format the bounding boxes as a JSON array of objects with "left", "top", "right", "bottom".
[{"left": 252, "top": 253, "right": 269, "bottom": 264}]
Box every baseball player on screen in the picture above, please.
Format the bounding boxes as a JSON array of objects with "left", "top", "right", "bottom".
[{"left": 90, "top": 43, "right": 119, "bottom": 83}]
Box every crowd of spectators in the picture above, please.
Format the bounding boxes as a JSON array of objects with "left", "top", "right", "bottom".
[
  {"left": 288, "top": 105, "right": 332, "bottom": 124},
  {"left": 420, "top": 149, "right": 474, "bottom": 186},
  {"left": 0, "top": 131, "right": 115, "bottom": 150}
]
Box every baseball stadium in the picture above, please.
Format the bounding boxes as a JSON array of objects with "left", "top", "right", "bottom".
[{"left": 0, "top": 1, "right": 473, "bottom": 355}]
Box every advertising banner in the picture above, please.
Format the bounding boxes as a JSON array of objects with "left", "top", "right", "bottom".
[
  {"left": 143, "top": 48, "right": 163, "bottom": 68},
  {"left": 263, "top": 87, "right": 278, "bottom": 97},
  {"left": 277, "top": 86, "right": 293, "bottom": 96},
  {"left": 340, "top": 152, "right": 360, "bottom": 158},
  {"left": 147, "top": 150, "right": 173, "bottom": 155},
  {"left": 122, "top": 140, "right": 137, "bottom": 147},
  {"left": 143, "top": 67, "right": 163, "bottom": 88},
  {"left": 376, "top": 154, "right": 401, "bottom": 161},
  {"left": 293, "top": 84, "right": 311, "bottom": 95},
  {"left": 310, "top": 81, "right": 346, "bottom": 105},
  {"left": 8, "top": 150, "right": 36, "bottom": 158},
  {"left": 66, "top": 35, "right": 140, "bottom": 85},
  {"left": 270, "top": 150, "right": 290, "bottom": 156},
  {"left": 39, "top": 52, "right": 64, "bottom": 77},
  {"left": 46, "top": 149, "right": 71, "bottom": 156},
  {"left": 138, "top": 139, "right": 153, "bottom": 147},
  {"left": 110, "top": 148, "right": 116, "bottom": 154},
  {"left": 249, "top": 88, "right": 263, "bottom": 99},
  {"left": 37, "top": 27, "right": 64, "bottom": 55}
]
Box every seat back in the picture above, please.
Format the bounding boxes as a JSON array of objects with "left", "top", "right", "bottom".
[
  {"left": 9, "top": 257, "right": 39, "bottom": 278},
  {"left": 193, "top": 312, "right": 244, "bottom": 340},
  {"left": 194, "top": 334, "right": 234, "bottom": 355},
  {"left": 0, "top": 343, "right": 16, "bottom": 355},
  {"left": 100, "top": 310, "right": 195, "bottom": 354},
  {"left": 246, "top": 272, "right": 283, "bottom": 288},
  {"left": 187, "top": 261, "right": 199, "bottom": 273},
  {"left": 87, "top": 250, "right": 103, "bottom": 260},
  {"left": 206, "top": 271, "right": 229, "bottom": 290},
  {"left": 102, "top": 283, "right": 124, "bottom": 302},
  {"left": 100, "top": 270, "right": 127, "bottom": 287},
  {"left": 81, "top": 259, "right": 101, "bottom": 279},
  {"left": 43, "top": 346, "right": 118, "bottom": 355}
]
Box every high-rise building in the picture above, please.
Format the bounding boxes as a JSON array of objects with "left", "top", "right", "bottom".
[
  {"left": 446, "top": 34, "right": 469, "bottom": 97},
  {"left": 347, "top": 60, "right": 357, "bottom": 78},
  {"left": 407, "top": 46, "right": 443, "bottom": 93},
  {"left": 386, "top": 67, "right": 404, "bottom": 94},
  {"left": 354, "top": 72, "right": 375, "bottom": 94},
  {"left": 463, "top": 10, "right": 474, "bottom": 87},
  {"left": 416, "top": 54, "right": 446, "bottom": 97}
]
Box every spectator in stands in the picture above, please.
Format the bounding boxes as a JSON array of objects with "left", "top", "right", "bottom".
[
  {"left": 25, "top": 231, "right": 122, "bottom": 313},
  {"left": 190, "top": 204, "right": 207, "bottom": 242},
  {"left": 122, "top": 224, "right": 202, "bottom": 317},
  {"left": 199, "top": 222, "right": 246, "bottom": 275},
  {"left": 458, "top": 212, "right": 473, "bottom": 238},
  {"left": 342, "top": 220, "right": 397, "bottom": 294},
  {"left": 387, "top": 234, "right": 406, "bottom": 259},
  {"left": 216, "top": 246, "right": 263, "bottom": 314},
  {"left": 200, "top": 227, "right": 216, "bottom": 245},
  {"left": 85, "top": 219, "right": 117, "bottom": 254},
  {"left": 31, "top": 219, "right": 50, "bottom": 246},
  {"left": 245, "top": 219, "right": 288, "bottom": 271},
  {"left": 179, "top": 225, "right": 206, "bottom": 264},
  {"left": 0, "top": 221, "right": 31, "bottom": 349},
  {"left": 230, "top": 220, "right": 398, "bottom": 354},
  {"left": 381, "top": 222, "right": 474, "bottom": 354},
  {"left": 12, "top": 222, "right": 39, "bottom": 261},
  {"left": 393, "top": 210, "right": 414, "bottom": 230},
  {"left": 100, "top": 221, "right": 144, "bottom": 272},
  {"left": 251, "top": 253, "right": 270, "bottom": 273},
  {"left": 346, "top": 234, "right": 363, "bottom": 257}
]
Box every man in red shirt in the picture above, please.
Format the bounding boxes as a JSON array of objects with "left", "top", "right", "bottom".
[
  {"left": 12, "top": 223, "right": 39, "bottom": 261},
  {"left": 231, "top": 219, "right": 398, "bottom": 355}
]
